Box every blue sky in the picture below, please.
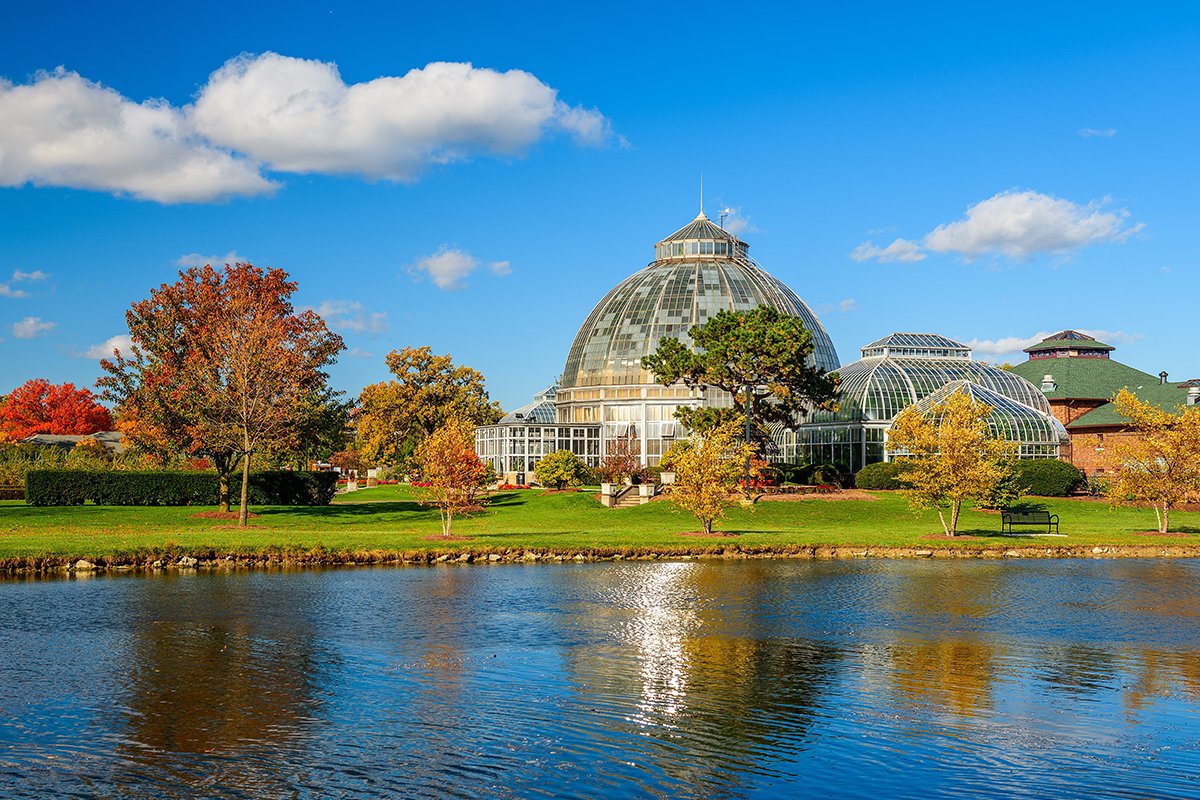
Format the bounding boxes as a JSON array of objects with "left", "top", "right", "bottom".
[{"left": 2, "top": 1, "right": 1197, "bottom": 411}]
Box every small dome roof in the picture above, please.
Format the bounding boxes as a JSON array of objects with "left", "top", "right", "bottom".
[
  {"left": 656, "top": 211, "right": 747, "bottom": 246},
  {"left": 813, "top": 335, "right": 1052, "bottom": 423},
  {"left": 900, "top": 380, "right": 1068, "bottom": 448},
  {"left": 497, "top": 386, "right": 558, "bottom": 424},
  {"left": 561, "top": 214, "right": 839, "bottom": 389}
]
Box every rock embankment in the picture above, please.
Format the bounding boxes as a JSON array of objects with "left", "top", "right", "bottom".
[{"left": 4, "top": 543, "right": 1200, "bottom": 573}]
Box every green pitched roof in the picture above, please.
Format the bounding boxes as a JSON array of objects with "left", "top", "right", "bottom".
[
  {"left": 1009, "top": 357, "right": 1158, "bottom": 401},
  {"left": 1067, "top": 383, "right": 1195, "bottom": 428}
]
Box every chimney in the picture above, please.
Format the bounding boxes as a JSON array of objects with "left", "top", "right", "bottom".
[
  {"left": 1041, "top": 374, "right": 1057, "bottom": 392},
  {"left": 1189, "top": 387, "right": 1199, "bottom": 406},
  {"left": 1160, "top": 371, "right": 1169, "bottom": 385}
]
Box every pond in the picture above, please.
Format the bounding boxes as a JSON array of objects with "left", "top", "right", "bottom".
[{"left": 1, "top": 559, "right": 1198, "bottom": 798}]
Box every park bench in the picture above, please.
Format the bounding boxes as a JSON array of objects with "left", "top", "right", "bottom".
[{"left": 1001, "top": 510, "right": 1059, "bottom": 535}]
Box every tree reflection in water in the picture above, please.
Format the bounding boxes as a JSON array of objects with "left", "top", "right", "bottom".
[{"left": 111, "top": 568, "right": 331, "bottom": 795}]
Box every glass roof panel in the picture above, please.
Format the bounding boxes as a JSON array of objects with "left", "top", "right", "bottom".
[{"left": 562, "top": 254, "right": 840, "bottom": 388}]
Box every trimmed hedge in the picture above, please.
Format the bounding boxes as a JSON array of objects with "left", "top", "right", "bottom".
[
  {"left": 850, "top": 458, "right": 1084, "bottom": 496},
  {"left": 854, "top": 461, "right": 909, "bottom": 490},
  {"left": 772, "top": 463, "right": 844, "bottom": 487},
  {"left": 1012, "top": 459, "right": 1085, "bottom": 497},
  {"left": 25, "top": 470, "right": 338, "bottom": 507}
]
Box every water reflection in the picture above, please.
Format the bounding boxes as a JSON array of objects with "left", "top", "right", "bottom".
[
  {"left": 2, "top": 560, "right": 1200, "bottom": 798},
  {"left": 109, "top": 571, "right": 330, "bottom": 795},
  {"left": 557, "top": 563, "right": 841, "bottom": 795}
]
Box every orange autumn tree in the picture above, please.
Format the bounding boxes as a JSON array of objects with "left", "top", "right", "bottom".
[
  {"left": 413, "top": 416, "right": 488, "bottom": 538},
  {"left": 0, "top": 379, "right": 113, "bottom": 441},
  {"left": 98, "top": 263, "right": 343, "bottom": 521},
  {"left": 1101, "top": 388, "right": 1200, "bottom": 534}
]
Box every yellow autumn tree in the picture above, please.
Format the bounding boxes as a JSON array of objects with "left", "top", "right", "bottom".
[
  {"left": 667, "top": 417, "right": 756, "bottom": 536},
  {"left": 886, "top": 390, "right": 1017, "bottom": 536},
  {"left": 413, "top": 416, "right": 489, "bottom": 538},
  {"left": 1101, "top": 388, "right": 1200, "bottom": 534}
]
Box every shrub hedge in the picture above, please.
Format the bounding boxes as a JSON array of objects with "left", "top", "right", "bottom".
[
  {"left": 772, "top": 463, "right": 844, "bottom": 487},
  {"left": 850, "top": 458, "right": 1084, "bottom": 497},
  {"left": 854, "top": 461, "right": 910, "bottom": 490},
  {"left": 1012, "top": 459, "right": 1085, "bottom": 497},
  {"left": 25, "top": 470, "right": 338, "bottom": 506}
]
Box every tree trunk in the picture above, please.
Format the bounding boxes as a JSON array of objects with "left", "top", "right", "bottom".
[
  {"left": 702, "top": 517, "right": 712, "bottom": 536},
  {"left": 238, "top": 451, "right": 251, "bottom": 527},
  {"left": 1161, "top": 505, "right": 1170, "bottom": 535},
  {"left": 949, "top": 499, "right": 961, "bottom": 537},
  {"left": 443, "top": 507, "right": 453, "bottom": 537},
  {"left": 212, "top": 451, "right": 234, "bottom": 512},
  {"left": 936, "top": 504, "right": 951, "bottom": 536}
]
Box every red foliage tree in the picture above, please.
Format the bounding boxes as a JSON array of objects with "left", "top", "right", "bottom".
[
  {"left": 0, "top": 379, "right": 113, "bottom": 441},
  {"left": 98, "top": 263, "right": 344, "bottom": 521}
]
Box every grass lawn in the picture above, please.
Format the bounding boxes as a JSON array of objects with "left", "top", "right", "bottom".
[{"left": 2, "top": 486, "right": 1198, "bottom": 565}]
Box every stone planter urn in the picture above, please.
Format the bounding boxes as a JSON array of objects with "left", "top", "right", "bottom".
[{"left": 660, "top": 471, "right": 676, "bottom": 485}]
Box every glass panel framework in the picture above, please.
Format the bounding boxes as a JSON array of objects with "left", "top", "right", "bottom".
[
  {"left": 561, "top": 257, "right": 840, "bottom": 389},
  {"left": 475, "top": 424, "right": 601, "bottom": 475}
]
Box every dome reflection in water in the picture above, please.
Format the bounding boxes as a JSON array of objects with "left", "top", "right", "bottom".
[{"left": 1, "top": 560, "right": 1199, "bottom": 798}]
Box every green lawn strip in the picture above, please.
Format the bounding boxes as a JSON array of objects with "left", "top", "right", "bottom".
[{"left": 1, "top": 490, "right": 1196, "bottom": 564}]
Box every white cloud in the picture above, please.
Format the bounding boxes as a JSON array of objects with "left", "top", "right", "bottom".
[
  {"left": 78, "top": 334, "right": 133, "bottom": 359},
  {"left": 849, "top": 238, "right": 925, "bottom": 263},
  {"left": 191, "top": 53, "right": 611, "bottom": 183},
  {"left": 815, "top": 298, "right": 860, "bottom": 315},
  {"left": 176, "top": 250, "right": 243, "bottom": 267},
  {"left": 851, "top": 190, "right": 1143, "bottom": 264},
  {"left": 343, "top": 347, "right": 374, "bottom": 358},
  {"left": 0, "top": 269, "right": 50, "bottom": 298},
  {"left": 12, "top": 316, "right": 56, "bottom": 338},
  {"left": 714, "top": 206, "right": 759, "bottom": 235},
  {"left": 1079, "top": 128, "right": 1117, "bottom": 138},
  {"left": 924, "top": 191, "right": 1142, "bottom": 261},
  {"left": 1162, "top": 266, "right": 1171, "bottom": 273},
  {"left": 0, "top": 54, "right": 612, "bottom": 203},
  {"left": 966, "top": 328, "right": 1144, "bottom": 359},
  {"left": 313, "top": 300, "right": 389, "bottom": 336},
  {"left": 409, "top": 246, "right": 509, "bottom": 290},
  {"left": 0, "top": 68, "right": 276, "bottom": 203}
]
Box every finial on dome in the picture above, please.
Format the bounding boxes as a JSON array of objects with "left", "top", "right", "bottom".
[{"left": 695, "top": 174, "right": 708, "bottom": 220}]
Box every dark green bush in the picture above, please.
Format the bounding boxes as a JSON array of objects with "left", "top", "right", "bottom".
[
  {"left": 25, "top": 471, "right": 338, "bottom": 506},
  {"left": 778, "top": 463, "right": 844, "bottom": 486},
  {"left": 1012, "top": 459, "right": 1085, "bottom": 497},
  {"left": 854, "top": 461, "right": 910, "bottom": 490}
]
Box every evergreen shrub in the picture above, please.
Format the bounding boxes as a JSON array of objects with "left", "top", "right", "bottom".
[
  {"left": 25, "top": 471, "right": 338, "bottom": 506},
  {"left": 1013, "top": 459, "right": 1085, "bottom": 497},
  {"left": 854, "top": 461, "right": 909, "bottom": 490}
]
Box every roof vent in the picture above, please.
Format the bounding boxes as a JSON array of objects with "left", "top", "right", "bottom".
[
  {"left": 1041, "top": 374, "right": 1057, "bottom": 392},
  {"left": 1160, "top": 371, "right": 1169, "bottom": 385},
  {"left": 1189, "top": 387, "right": 1199, "bottom": 406}
]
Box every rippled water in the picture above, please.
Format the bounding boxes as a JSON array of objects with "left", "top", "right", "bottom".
[{"left": 1, "top": 559, "right": 1199, "bottom": 798}]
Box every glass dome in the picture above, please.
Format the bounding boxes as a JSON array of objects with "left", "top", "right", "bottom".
[
  {"left": 561, "top": 212, "right": 840, "bottom": 389},
  {"left": 811, "top": 333, "right": 1052, "bottom": 423},
  {"left": 896, "top": 380, "right": 1069, "bottom": 457}
]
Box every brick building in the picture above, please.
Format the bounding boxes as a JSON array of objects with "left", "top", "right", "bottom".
[{"left": 1008, "top": 331, "right": 1197, "bottom": 475}]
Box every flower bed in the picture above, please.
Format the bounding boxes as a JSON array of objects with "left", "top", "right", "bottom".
[{"left": 497, "top": 484, "right": 531, "bottom": 490}]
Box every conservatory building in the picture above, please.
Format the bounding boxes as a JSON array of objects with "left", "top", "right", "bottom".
[
  {"left": 783, "top": 333, "right": 1069, "bottom": 471},
  {"left": 553, "top": 210, "right": 840, "bottom": 467},
  {"left": 474, "top": 386, "right": 601, "bottom": 477}
]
